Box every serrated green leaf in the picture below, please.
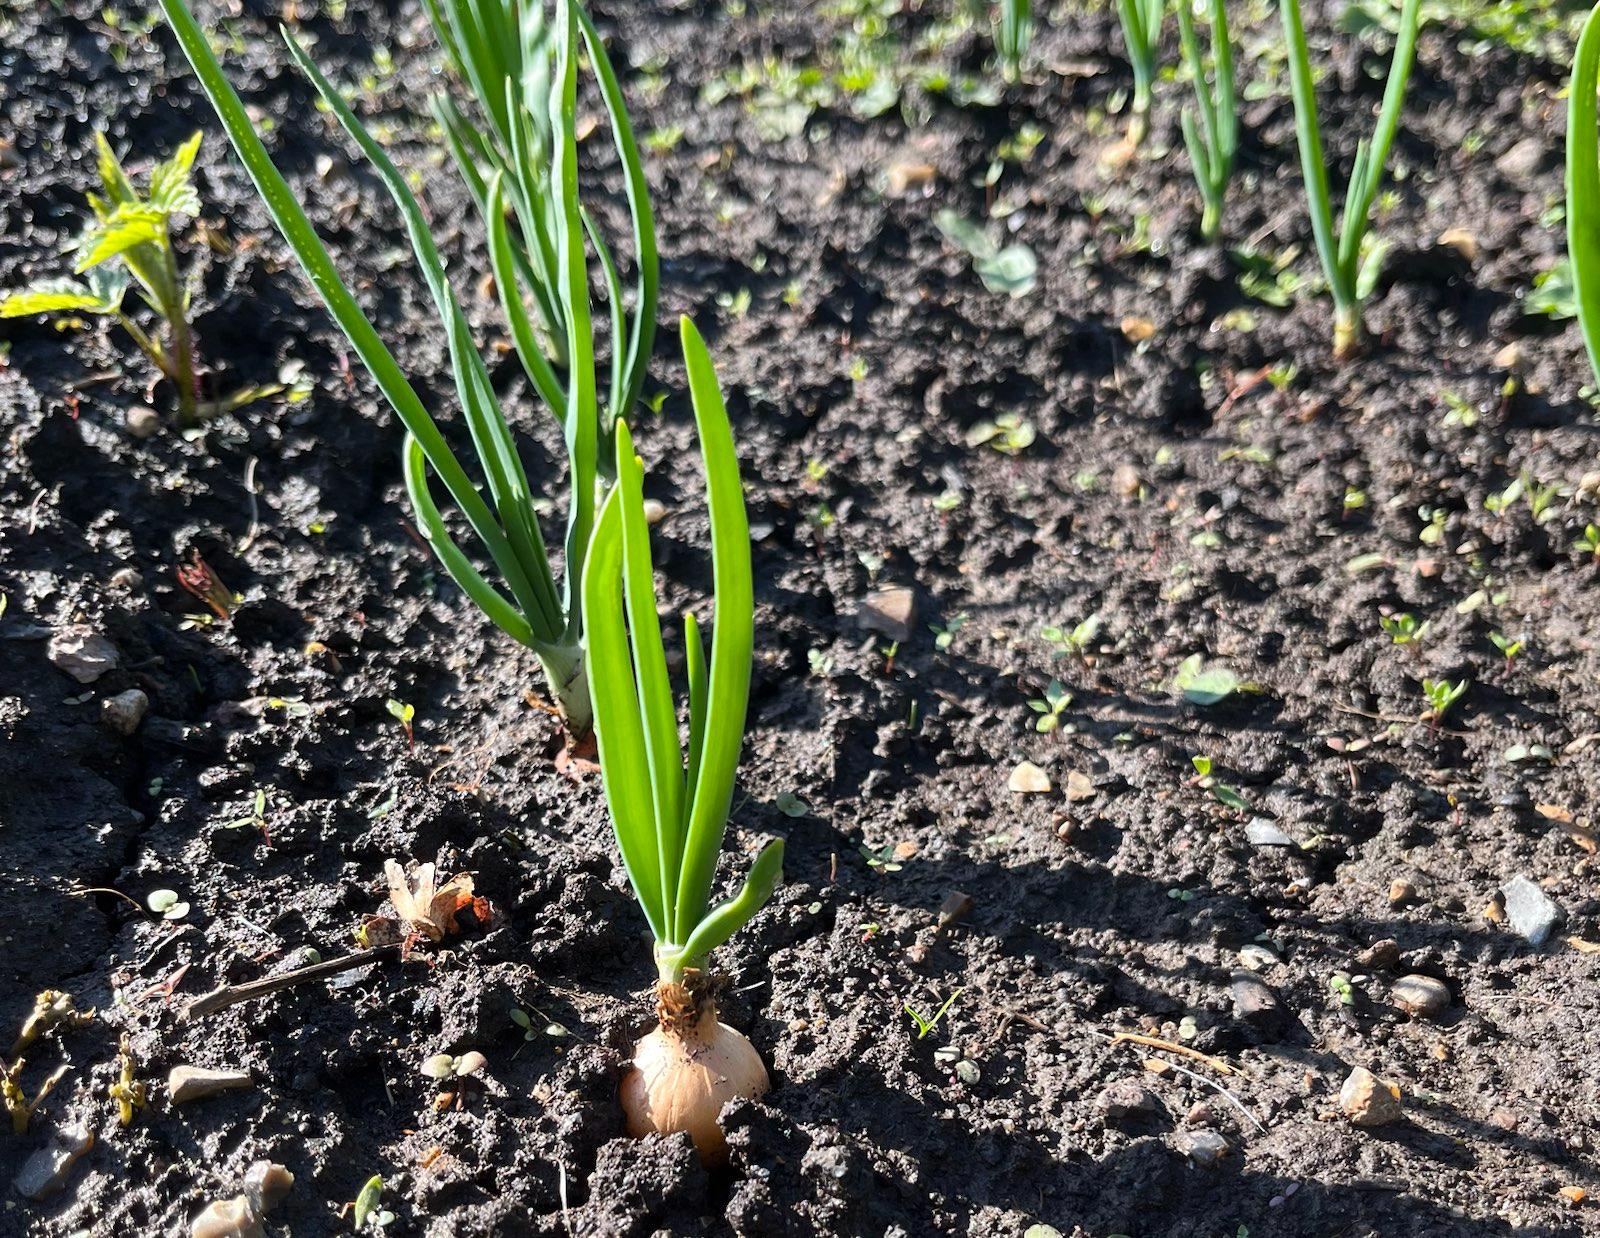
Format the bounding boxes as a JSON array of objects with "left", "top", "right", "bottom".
[
  {"left": 0, "top": 276, "right": 121, "bottom": 318},
  {"left": 148, "top": 130, "right": 203, "bottom": 216},
  {"left": 73, "top": 206, "right": 165, "bottom": 271}
]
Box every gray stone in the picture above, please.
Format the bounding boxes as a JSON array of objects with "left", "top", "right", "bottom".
[
  {"left": 101, "top": 688, "right": 149, "bottom": 736},
  {"left": 1501, "top": 875, "right": 1565, "bottom": 946},
  {"left": 242, "top": 1161, "right": 294, "bottom": 1216},
  {"left": 1236, "top": 943, "right": 1279, "bottom": 970},
  {"left": 1496, "top": 137, "right": 1547, "bottom": 180},
  {"left": 168, "top": 1065, "right": 253, "bottom": 1104},
  {"left": 1097, "top": 1077, "right": 1158, "bottom": 1122},
  {"left": 1230, "top": 970, "right": 1285, "bottom": 1031},
  {"left": 1245, "top": 817, "right": 1294, "bottom": 848},
  {"left": 126, "top": 406, "right": 161, "bottom": 439},
  {"left": 1177, "top": 1129, "right": 1229, "bottom": 1167},
  {"left": 1391, "top": 974, "right": 1451, "bottom": 1019},
  {"left": 47, "top": 626, "right": 120, "bottom": 684},
  {"left": 856, "top": 586, "right": 917, "bottom": 642},
  {"left": 13, "top": 1126, "right": 93, "bottom": 1201}
]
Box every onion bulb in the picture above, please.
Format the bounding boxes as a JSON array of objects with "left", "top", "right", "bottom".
[{"left": 620, "top": 982, "right": 769, "bottom": 1166}]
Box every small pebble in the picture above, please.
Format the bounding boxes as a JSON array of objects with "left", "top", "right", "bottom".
[
  {"left": 190, "top": 1196, "right": 262, "bottom": 1238},
  {"left": 1391, "top": 974, "right": 1451, "bottom": 1019},
  {"left": 168, "top": 1065, "right": 253, "bottom": 1104},
  {"left": 13, "top": 1126, "right": 93, "bottom": 1201},
  {"left": 109, "top": 568, "right": 144, "bottom": 591},
  {"left": 126, "top": 406, "right": 161, "bottom": 439},
  {"left": 1230, "top": 970, "right": 1285, "bottom": 1031},
  {"left": 1236, "top": 943, "right": 1279, "bottom": 970},
  {"left": 101, "top": 688, "right": 150, "bottom": 736},
  {"left": 1355, "top": 938, "right": 1400, "bottom": 970},
  {"left": 1388, "top": 878, "right": 1417, "bottom": 908},
  {"left": 642, "top": 499, "right": 667, "bottom": 525},
  {"left": 242, "top": 1161, "right": 294, "bottom": 1216},
  {"left": 1177, "top": 1129, "right": 1229, "bottom": 1167},
  {"left": 855, "top": 585, "right": 917, "bottom": 642},
  {"left": 47, "top": 626, "right": 120, "bottom": 684},
  {"left": 1339, "top": 1066, "right": 1403, "bottom": 1127},
  {"left": 1097, "top": 1078, "right": 1158, "bottom": 1122},
  {"left": 1245, "top": 818, "right": 1295, "bottom": 848},
  {"left": 1501, "top": 874, "right": 1565, "bottom": 946}
]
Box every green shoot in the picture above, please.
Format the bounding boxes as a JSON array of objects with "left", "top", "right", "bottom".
[
  {"left": 422, "top": 0, "right": 658, "bottom": 440},
  {"left": 153, "top": 0, "right": 647, "bottom": 736},
  {"left": 1115, "top": 0, "right": 1166, "bottom": 145},
  {"left": 385, "top": 698, "right": 416, "bottom": 748},
  {"left": 1379, "top": 612, "right": 1427, "bottom": 646},
  {"left": 1279, "top": 0, "right": 1422, "bottom": 357},
  {"left": 1028, "top": 680, "right": 1072, "bottom": 732},
  {"left": 1568, "top": 1, "right": 1600, "bottom": 387},
  {"left": 1041, "top": 613, "right": 1102, "bottom": 660},
  {"left": 1190, "top": 754, "right": 1247, "bottom": 812},
  {"left": 1573, "top": 523, "right": 1600, "bottom": 558},
  {"left": 994, "top": 0, "right": 1032, "bottom": 83},
  {"left": 582, "top": 317, "right": 782, "bottom": 988},
  {"left": 1175, "top": 0, "right": 1236, "bottom": 241},
  {"left": 2, "top": 132, "right": 203, "bottom": 425},
  {"left": 1421, "top": 677, "right": 1468, "bottom": 725},
  {"left": 904, "top": 988, "right": 963, "bottom": 1040},
  {"left": 1488, "top": 631, "right": 1524, "bottom": 665}
]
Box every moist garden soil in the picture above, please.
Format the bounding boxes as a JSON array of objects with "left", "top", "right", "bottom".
[{"left": 2, "top": 0, "right": 1599, "bottom": 1234}]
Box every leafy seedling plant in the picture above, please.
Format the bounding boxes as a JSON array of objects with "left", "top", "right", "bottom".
[
  {"left": 1421, "top": 677, "right": 1468, "bottom": 727},
  {"left": 1191, "top": 755, "right": 1248, "bottom": 812},
  {"left": 584, "top": 317, "right": 783, "bottom": 1168},
  {"left": 1175, "top": 0, "right": 1236, "bottom": 241},
  {"left": 1029, "top": 680, "right": 1072, "bottom": 732},
  {"left": 1379, "top": 612, "right": 1427, "bottom": 647},
  {"left": 155, "top": 0, "right": 655, "bottom": 739},
  {"left": 2, "top": 133, "right": 204, "bottom": 425},
  {"left": 1279, "top": 0, "right": 1423, "bottom": 357}
]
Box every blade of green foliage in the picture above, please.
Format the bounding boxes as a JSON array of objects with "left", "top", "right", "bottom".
[
  {"left": 1280, "top": 0, "right": 1422, "bottom": 354},
  {"left": 670, "top": 317, "right": 754, "bottom": 941},
  {"left": 1568, "top": 1, "right": 1600, "bottom": 386},
  {"left": 1175, "top": 0, "right": 1235, "bottom": 241}
]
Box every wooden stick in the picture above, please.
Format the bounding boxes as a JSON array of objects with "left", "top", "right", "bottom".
[
  {"left": 182, "top": 945, "right": 399, "bottom": 1019},
  {"left": 1107, "top": 1031, "right": 1239, "bottom": 1076}
]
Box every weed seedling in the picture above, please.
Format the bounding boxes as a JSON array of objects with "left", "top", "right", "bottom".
[
  {"left": 1041, "top": 613, "right": 1102, "bottom": 660},
  {"left": 1029, "top": 680, "right": 1072, "bottom": 732},
  {"left": 1421, "top": 677, "right": 1469, "bottom": 726},
  {"left": 386, "top": 698, "right": 416, "bottom": 749},
  {"left": 2, "top": 132, "right": 204, "bottom": 425},
  {"left": 1489, "top": 631, "right": 1524, "bottom": 666},
  {"left": 1191, "top": 754, "right": 1248, "bottom": 812},
  {"left": 905, "top": 988, "right": 963, "bottom": 1039},
  {"left": 1379, "top": 612, "right": 1427, "bottom": 647},
  {"left": 930, "top": 613, "right": 969, "bottom": 650},
  {"left": 994, "top": 0, "right": 1031, "bottom": 82},
  {"left": 1574, "top": 524, "right": 1600, "bottom": 559}
]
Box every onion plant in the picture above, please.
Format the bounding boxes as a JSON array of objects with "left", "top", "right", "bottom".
[
  {"left": 421, "top": 0, "right": 657, "bottom": 437},
  {"left": 1279, "top": 0, "right": 1422, "bottom": 357},
  {"left": 2, "top": 132, "right": 203, "bottom": 425},
  {"left": 1115, "top": 0, "right": 1166, "bottom": 145},
  {"left": 155, "top": 0, "right": 654, "bottom": 736},
  {"left": 1175, "top": 0, "right": 1236, "bottom": 242},
  {"left": 994, "top": 0, "right": 1032, "bottom": 83},
  {"left": 1567, "top": 1, "right": 1600, "bottom": 387},
  {"left": 586, "top": 317, "right": 782, "bottom": 1167}
]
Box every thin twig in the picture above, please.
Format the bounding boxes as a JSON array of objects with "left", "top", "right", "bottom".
[
  {"left": 1107, "top": 1031, "right": 1238, "bottom": 1075},
  {"left": 182, "top": 944, "right": 399, "bottom": 1019},
  {"left": 236, "top": 455, "right": 260, "bottom": 553},
  {"left": 1158, "top": 1057, "right": 1268, "bottom": 1134}
]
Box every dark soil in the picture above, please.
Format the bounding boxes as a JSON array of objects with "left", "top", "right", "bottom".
[{"left": 3, "top": 0, "right": 1599, "bottom": 1234}]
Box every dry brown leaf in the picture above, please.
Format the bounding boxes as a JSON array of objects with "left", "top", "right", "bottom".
[
  {"left": 1535, "top": 803, "right": 1574, "bottom": 823},
  {"left": 1565, "top": 936, "right": 1600, "bottom": 955},
  {"left": 383, "top": 861, "right": 488, "bottom": 942}
]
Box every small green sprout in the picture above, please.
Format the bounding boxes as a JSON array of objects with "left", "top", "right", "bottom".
[
  {"left": 904, "top": 988, "right": 963, "bottom": 1040},
  {"left": 353, "top": 1174, "right": 394, "bottom": 1231},
  {"left": 385, "top": 698, "right": 415, "bottom": 748},
  {"left": 1328, "top": 972, "right": 1355, "bottom": 1007},
  {"left": 964, "top": 412, "right": 1036, "bottom": 454},
  {"left": 930, "top": 613, "right": 969, "bottom": 651},
  {"left": 1489, "top": 631, "right": 1524, "bottom": 665},
  {"left": 1040, "top": 613, "right": 1102, "bottom": 660},
  {"left": 1342, "top": 486, "right": 1368, "bottom": 517},
  {"left": 861, "top": 843, "right": 904, "bottom": 873},
  {"left": 1574, "top": 524, "right": 1600, "bottom": 558},
  {"left": 994, "top": 0, "right": 1031, "bottom": 82},
  {"left": 1379, "top": 612, "right": 1427, "bottom": 646},
  {"left": 145, "top": 889, "right": 190, "bottom": 921},
  {"left": 1524, "top": 476, "right": 1562, "bottom": 524},
  {"left": 2, "top": 132, "right": 204, "bottom": 425},
  {"left": 807, "top": 648, "right": 835, "bottom": 677},
  {"left": 1028, "top": 680, "right": 1072, "bottom": 732},
  {"left": 1190, "top": 754, "right": 1247, "bottom": 812},
  {"left": 1421, "top": 677, "right": 1469, "bottom": 724}
]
